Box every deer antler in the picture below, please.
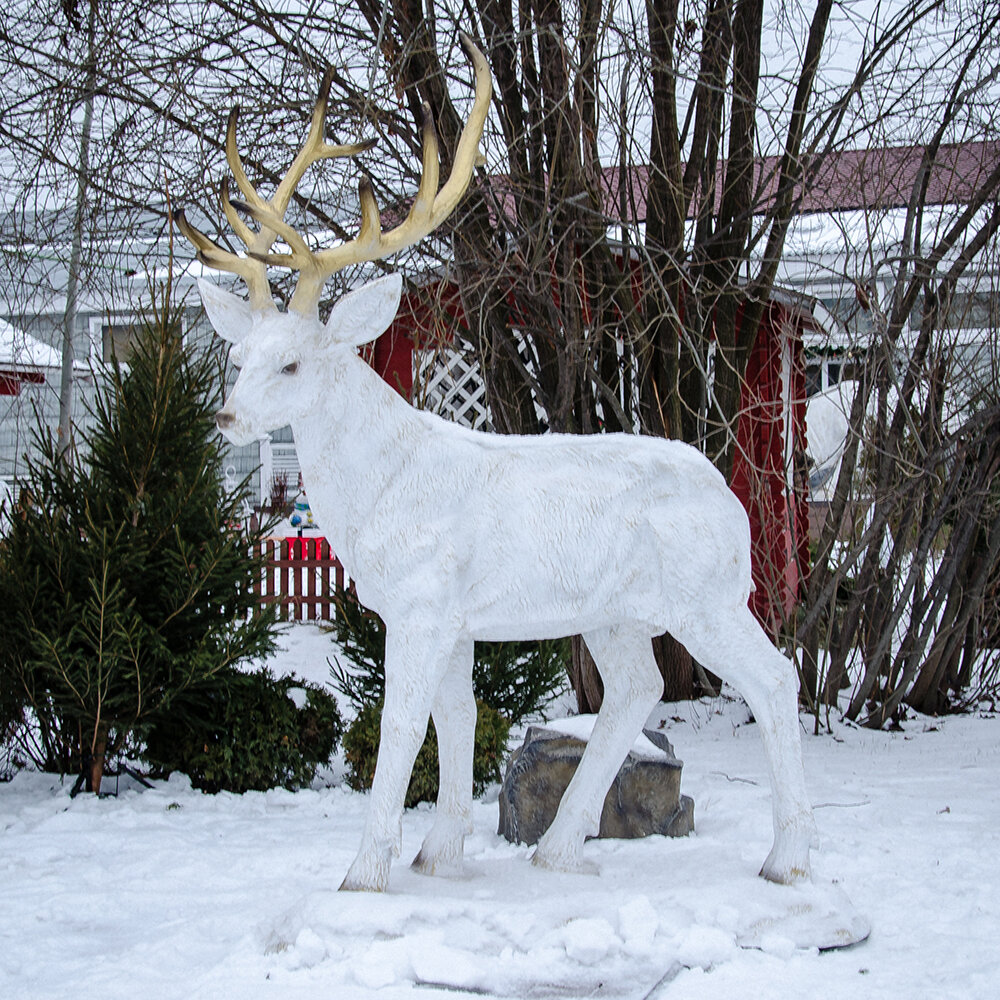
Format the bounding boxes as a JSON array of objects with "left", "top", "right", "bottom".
[
  {"left": 229, "top": 32, "right": 492, "bottom": 315},
  {"left": 176, "top": 66, "right": 377, "bottom": 312}
]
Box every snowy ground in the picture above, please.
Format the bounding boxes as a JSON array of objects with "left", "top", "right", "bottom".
[{"left": 2, "top": 624, "right": 998, "bottom": 999}]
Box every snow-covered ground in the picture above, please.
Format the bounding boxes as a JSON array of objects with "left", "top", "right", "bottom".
[{"left": 2, "top": 624, "right": 998, "bottom": 999}]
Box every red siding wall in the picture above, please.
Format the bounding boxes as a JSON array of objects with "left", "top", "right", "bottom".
[
  {"left": 0, "top": 370, "right": 45, "bottom": 396},
  {"left": 729, "top": 302, "right": 809, "bottom": 636}
]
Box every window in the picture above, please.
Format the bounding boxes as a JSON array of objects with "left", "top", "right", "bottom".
[
  {"left": 102, "top": 323, "right": 141, "bottom": 363},
  {"left": 820, "top": 296, "right": 875, "bottom": 337},
  {"left": 909, "top": 291, "right": 1000, "bottom": 331},
  {"left": 805, "top": 350, "right": 855, "bottom": 396}
]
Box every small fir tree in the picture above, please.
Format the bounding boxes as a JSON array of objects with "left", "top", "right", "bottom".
[{"left": 0, "top": 285, "right": 278, "bottom": 792}]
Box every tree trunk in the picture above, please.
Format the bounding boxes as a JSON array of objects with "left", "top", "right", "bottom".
[
  {"left": 652, "top": 632, "right": 692, "bottom": 701},
  {"left": 569, "top": 635, "right": 604, "bottom": 714},
  {"left": 58, "top": 0, "right": 98, "bottom": 456},
  {"left": 569, "top": 632, "right": 694, "bottom": 710},
  {"left": 85, "top": 723, "right": 108, "bottom": 795}
]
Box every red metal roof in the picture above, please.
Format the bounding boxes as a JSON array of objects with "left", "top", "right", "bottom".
[{"left": 482, "top": 141, "right": 999, "bottom": 223}]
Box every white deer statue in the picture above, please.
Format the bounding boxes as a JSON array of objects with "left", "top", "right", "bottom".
[{"left": 178, "top": 35, "right": 816, "bottom": 892}]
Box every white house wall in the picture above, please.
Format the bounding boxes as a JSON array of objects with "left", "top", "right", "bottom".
[{"left": 0, "top": 302, "right": 265, "bottom": 507}]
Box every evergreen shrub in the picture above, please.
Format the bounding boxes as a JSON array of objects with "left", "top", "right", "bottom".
[
  {"left": 143, "top": 668, "right": 343, "bottom": 793},
  {"left": 0, "top": 285, "right": 278, "bottom": 791},
  {"left": 343, "top": 698, "right": 509, "bottom": 808},
  {"left": 0, "top": 620, "right": 24, "bottom": 773},
  {"left": 0, "top": 694, "right": 23, "bottom": 782}
]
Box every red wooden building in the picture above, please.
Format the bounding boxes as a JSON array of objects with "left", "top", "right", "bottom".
[{"left": 0, "top": 321, "right": 63, "bottom": 397}]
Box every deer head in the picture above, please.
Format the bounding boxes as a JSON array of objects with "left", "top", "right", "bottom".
[{"left": 176, "top": 34, "right": 491, "bottom": 445}]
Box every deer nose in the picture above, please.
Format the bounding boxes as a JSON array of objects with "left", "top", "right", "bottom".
[{"left": 215, "top": 411, "right": 235, "bottom": 430}]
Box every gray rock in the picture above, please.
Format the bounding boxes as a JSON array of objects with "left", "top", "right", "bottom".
[{"left": 498, "top": 725, "right": 695, "bottom": 845}]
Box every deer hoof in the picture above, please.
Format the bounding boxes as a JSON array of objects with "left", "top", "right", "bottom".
[
  {"left": 531, "top": 838, "right": 598, "bottom": 876},
  {"left": 411, "top": 847, "right": 464, "bottom": 878},
  {"left": 411, "top": 825, "right": 466, "bottom": 877},
  {"left": 759, "top": 860, "right": 812, "bottom": 885},
  {"left": 339, "top": 853, "right": 390, "bottom": 892},
  {"left": 759, "top": 829, "right": 814, "bottom": 885}
]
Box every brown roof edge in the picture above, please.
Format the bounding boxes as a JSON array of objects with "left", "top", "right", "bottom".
[{"left": 480, "top": 141, "right": 999, "bottom": 223}]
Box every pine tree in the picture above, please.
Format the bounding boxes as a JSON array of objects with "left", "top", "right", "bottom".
[{"left": 0, "top": 284, "right": 278, "bottom": 792}]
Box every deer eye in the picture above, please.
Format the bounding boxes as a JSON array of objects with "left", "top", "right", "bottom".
[{"left": 281, "top": 361, "right": 299, "bottom": 375}]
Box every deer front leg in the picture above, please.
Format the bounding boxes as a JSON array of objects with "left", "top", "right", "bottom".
[
  {"left": 533, "top": 625, "right": 663, "bottom": 873},
  {"left": 677, "top": 607, "right": 817, "bottom": 884},
  {"left": 412, "top": 637, "right": 476, "bottom": 877},
  {"left": 340, "top": 624, "right": 454, "bottom": 892}
]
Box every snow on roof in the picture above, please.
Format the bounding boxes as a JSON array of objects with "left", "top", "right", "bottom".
[{"left": 0, "top": 317, "right": 86, "bottom": 371}]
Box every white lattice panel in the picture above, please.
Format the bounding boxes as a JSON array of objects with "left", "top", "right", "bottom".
[{"left": 414, "top": 346, "right": 491, "bottom": 430}]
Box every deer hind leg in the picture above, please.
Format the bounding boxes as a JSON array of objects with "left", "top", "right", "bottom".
[
  {"left": 340, "top": 624, "right": 455, "bottom": 892},
  {"left": 674, "top": 605, "right": 817, "bottom": 884},
  {"left": 532, "top": 625, "right": 662, "bottom": 873},
  {"left": 412, "top": 638, "right": 476, "bottom": 877}
]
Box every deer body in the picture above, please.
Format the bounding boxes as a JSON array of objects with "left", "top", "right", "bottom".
[
  {"left": 307, "top": 404, "right": 750, "bottom": 646},
  {"left": 180, "top": 35, "right": 816, "bottom": 894},
  {"left": 329, "top": 409, "right": 741, "bottom": 633}
]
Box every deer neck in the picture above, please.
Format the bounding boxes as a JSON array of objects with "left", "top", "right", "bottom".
[{"left": 288, "top": 349, "right": 421, "bottom": 559}]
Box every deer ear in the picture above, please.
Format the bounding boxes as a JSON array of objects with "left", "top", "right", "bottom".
[
  {"left": 198, "top": 278, "right": 255, "bottom": 344},
  {"left": 324, "top": 273, "right": 402, "bottom": 347}
]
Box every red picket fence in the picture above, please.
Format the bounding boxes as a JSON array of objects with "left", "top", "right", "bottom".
[{"left": 254, "top": 535, "right": 346, "bottom": 621}]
